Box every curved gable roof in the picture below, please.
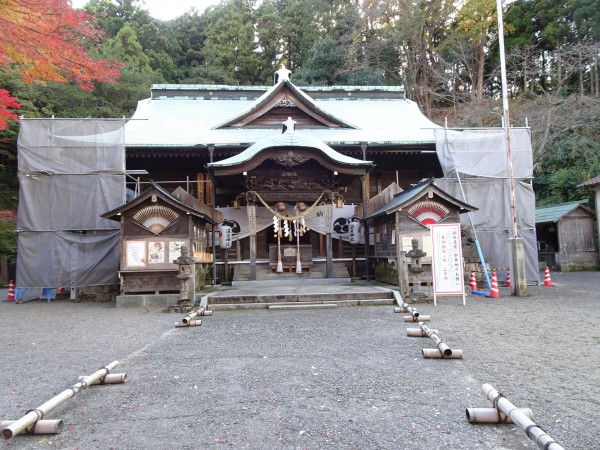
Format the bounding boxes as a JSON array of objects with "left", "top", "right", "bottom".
[
  {"left": 208, "top": 132, "right": 372, "bottom": 176},
  {"left": 213, "top": 79, "right": 358, "bottom": 130}
]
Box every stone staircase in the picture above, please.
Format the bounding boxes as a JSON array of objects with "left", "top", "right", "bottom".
[
  {"left": 203, "top": 278, "right": 397, "bottom": 311},
  {"left": 231, "top": 260, "right": 351, "bottom": 283}
]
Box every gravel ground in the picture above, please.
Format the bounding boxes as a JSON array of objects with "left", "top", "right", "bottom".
[{"left": 0, "top": 271, "right": 598, "bottom": 449}]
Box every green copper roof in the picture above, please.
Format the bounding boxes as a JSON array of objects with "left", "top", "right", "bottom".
[{"left": 535, "top": 200, "right": 590, "bottom": 223}]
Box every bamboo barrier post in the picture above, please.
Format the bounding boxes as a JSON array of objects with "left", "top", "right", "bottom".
[
  {"left": 392, "top": 290, "right": 408, "bottom": 312},
  {"left": 404, "top": 314, "right": 430, "bottom": 323},
  {"left": 391, "top": 290, "right": 430, "bottom": 321},
  {"left": 182, "top": 309, "right": 201, "bottom": 324},
  {"left": 478, "top": 384, "right": 565, "bottom": 450},
  {"left": 1, "top": 420, "right": 63, "bottom": 435},
  {"left": 175, "top": 319, "right": 202, "bottom": 328},
  {"left": 406, "top": 327, "right": 438, "bottom": 337},
  {"left": 419, "top": 322, "right": 463, "bottom": 359},
  {"left": 77, "top": 373, "right": 126, "bottom": 385},
  {"left": 466, "top": 407, "right": 534, "bottom": 424},
  {"left": 422, "top": 348, "right": 464, "bottom": 359},
  {"left": 2, "top": 361, "right": 120, "bottom": 439},
  {"left": 181, "top": 307, "right": 213, "bottom": 325}
]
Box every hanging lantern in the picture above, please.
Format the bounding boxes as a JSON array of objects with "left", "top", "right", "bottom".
[
  {"left": 218, "top": 225, "right": 232, "bottom": 248},
  {"left": 276, "top": 202, "right": 286, "bottom": 212},
  {"left": 349, "top": 220, "right": 362, "bottom": 245}
]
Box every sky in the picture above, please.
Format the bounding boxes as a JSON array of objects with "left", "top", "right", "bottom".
[{"left": 71, "top": 0, "right": 222, "bottom": 21}]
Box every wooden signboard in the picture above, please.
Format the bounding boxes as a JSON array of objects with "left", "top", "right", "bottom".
[{"left": 430, "top": 223, "right": 465, "bottom": 306}]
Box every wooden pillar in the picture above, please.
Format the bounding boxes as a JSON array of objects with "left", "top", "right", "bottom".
[
  {"left": 351, "top": 245, "right": 357, "bottom": 278},
  {"left": 223, "top": 248, "right": 229, "bottom": 282},
  {"left": 361, "top": 173, "right": 371, "bottom": 280},
  {"left": 595, "top": 185, "right": 600, "bottom": 256},
  {"left": 325, "top": 203, "right": 333, "bottom": 278},
  {"left": 247, "top": 202, "right": 257, "bottom": 280},
  {"left": 395, "top": 211, "right": 408, "bottom": 295}
]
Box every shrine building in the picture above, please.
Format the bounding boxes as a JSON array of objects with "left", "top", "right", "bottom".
[{"left": 124, "top": 68, "right": 444, "bottom": 282}]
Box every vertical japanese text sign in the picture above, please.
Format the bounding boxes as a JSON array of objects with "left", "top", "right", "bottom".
[{"left": 430, "top": 223, "right": 465, "bottom": 305}]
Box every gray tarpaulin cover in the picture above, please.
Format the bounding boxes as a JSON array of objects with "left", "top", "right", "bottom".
[
  {"left": 434, "top": 128, "right": 540, "bottom": 283},
  {"left": 16, "top": 119, "right": 126, "bottom": 288}
]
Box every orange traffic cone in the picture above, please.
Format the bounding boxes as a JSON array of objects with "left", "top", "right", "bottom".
[
  {"left": 490, "top": 272, "right": 500, "bottom": 298},
  {"left": 469, "top": 270, "right": 477, "bottom": 291},
  {"left": 6, "top": 280, "right": 15, "bottom": 302},
  {"left": 544, "top": 266, "right": 553, "bottom": 287},
  {"left": 505, "top": 270, "right": 511, "bottom": 288}
]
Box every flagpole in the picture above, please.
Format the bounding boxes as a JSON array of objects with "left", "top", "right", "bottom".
[{"left": 496, "top": 0, "right": 527, "bottom": 296}]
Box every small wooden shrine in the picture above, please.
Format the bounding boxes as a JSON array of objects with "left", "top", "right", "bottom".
[
  {"left": 101, "top": 182, "right": 219, "bottom": 294},
  {"left": 362, "top": 178, "right": 476, "bottom": 295},
  {"left": 536, "top": 200, "right": 598, "bottom": 271}
]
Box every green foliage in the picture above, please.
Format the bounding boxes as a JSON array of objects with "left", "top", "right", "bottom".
[
  {"left": 0, "top": 221, "right": 18, "bottom": 261},
  {"left": 201, "top": 1, "right": 263, "bottom": 85},
  {"left": 0, "top": 0, "right": 597, "bottom": 213}
]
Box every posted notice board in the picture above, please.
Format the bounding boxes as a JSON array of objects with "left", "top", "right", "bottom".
[{"left": 430, "top": 223, "right": 465, "bottom": 305}]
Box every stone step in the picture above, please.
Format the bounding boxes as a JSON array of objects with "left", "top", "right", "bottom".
[
  {"left": 207, "top": 290, "right": 394, "bottom": 305},
  {"left": 232, "top": 261, "right": 350, "bottom": 281},
  {"left": 209, "top": 298, "right": 395, "bottom": 311}
]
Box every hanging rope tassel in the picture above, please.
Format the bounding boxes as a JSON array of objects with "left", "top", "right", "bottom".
[
  {"left": 274, "top": 215, "right": 283, "bottom": 272},
  {"left": 277, "top": 229, "right": 283, "bottom": 273},
  {"left": 295, "top": 219, "right": 302, "bottom": 273}
]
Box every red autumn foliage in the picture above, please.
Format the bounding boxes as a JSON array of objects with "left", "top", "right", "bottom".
[{"left": 0, "top": 0, "right": 122, "bottom": 130}]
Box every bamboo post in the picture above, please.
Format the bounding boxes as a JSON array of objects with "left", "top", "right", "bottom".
[
  {"left": 404, "top": 306, "right": 420, "bottom": 320},
  {"left": 419, "top": 322, "right": 462, "bottom": 359},
  {"left": 1, "top": 420, "right": 63, "bottom": 435},
  {"left": 406, "top": 327, "right": 438, "bottom": 337},
  {"left": 175, "top": 319, "right": 202, "bottom": 327},
  {"left": 2, "top": 361, "right": 120, "bottom": 439},
  {"left": 77, "top": 373, "right": 127, "bottom": 385},
  {"left": 422, "top": 348, "right": 464, "bottom": 359},
  {"left": 479, "top": 384, "right": 565, "bottom": 450},
  {"left": 391, "top": 291, "right": 430, "bottom": 321},
  {"left": 403, "top": 314, "right": 431, "bottom": 323},
  {"left": 181, "top": 307, "right": 212, "bottom": 325},
  {"left": 466, "top": 407, "right": 534, "bottom": 424},
  {"left": 392, "top": 290, "right": 408, "bottom": 311}
]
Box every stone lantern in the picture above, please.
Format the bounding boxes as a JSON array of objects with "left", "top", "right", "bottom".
[{"left": 175, "top": 244, "right": 196, "bottom": 302}]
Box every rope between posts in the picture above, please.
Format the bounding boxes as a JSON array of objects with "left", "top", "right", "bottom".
[
  {"left": 248, "top": 190, "right": 328, "bottom": 221},
  {"left": 473, "top": 267, "right": 510, "bottom": 272}
]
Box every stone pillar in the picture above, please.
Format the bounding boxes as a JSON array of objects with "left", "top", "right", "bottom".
[{"left": 176, "top": 244, "right": 196, "bottom": 302}]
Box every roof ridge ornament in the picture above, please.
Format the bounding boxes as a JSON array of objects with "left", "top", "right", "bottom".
[
  {"left": 282, "top": 116, "right": 296, "bottom": 134},
  {"left": 274, "top": 66, "right": 292, "bottom": 84}
]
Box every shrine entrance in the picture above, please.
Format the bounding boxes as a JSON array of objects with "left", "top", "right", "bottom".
[{"left": 208, "top": 123, "right": 373, "bottom": 281}]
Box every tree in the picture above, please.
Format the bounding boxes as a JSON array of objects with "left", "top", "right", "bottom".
[
  {"left": 170, "top": 10, "right": 215, "bottom": 83},
  {"left": 200, "top": 0, "right": 261, "bottom": 85},
  {"left": 452, "top": 0, "right": 497, "bottom": 100},
  {"left": 0, "top": 0, "right": 121, "bottom": 130}
]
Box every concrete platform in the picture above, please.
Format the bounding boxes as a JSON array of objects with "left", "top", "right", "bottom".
[
  {"left": 116, "top": 293, "right": 180, "bottom": 308},
  {"left": 105, "top": 279, "right": 399, "bottom": 309}
]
